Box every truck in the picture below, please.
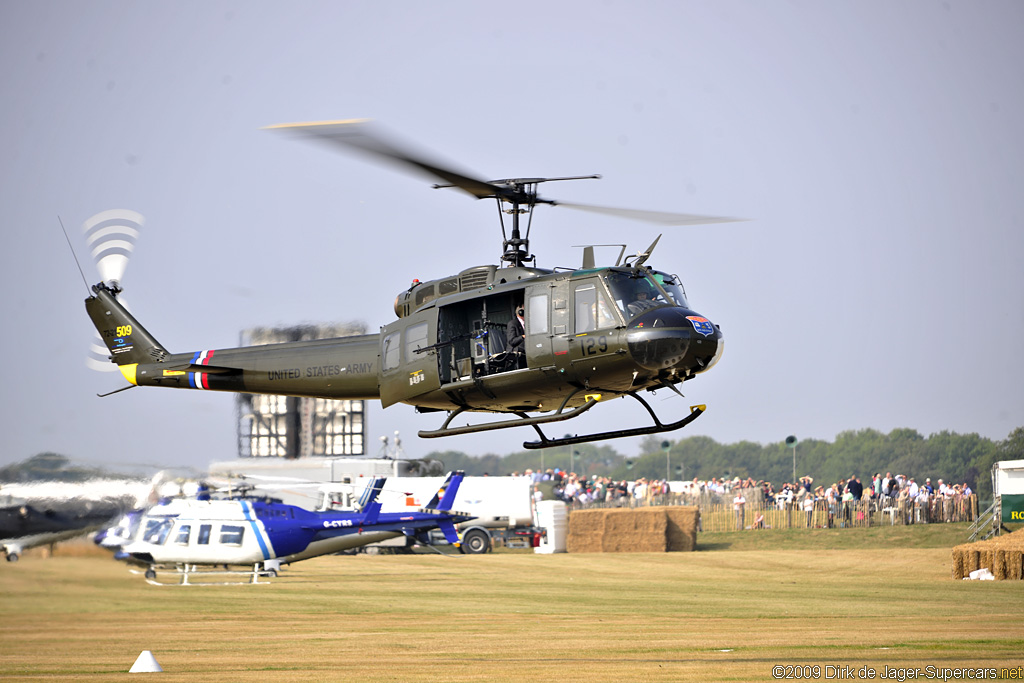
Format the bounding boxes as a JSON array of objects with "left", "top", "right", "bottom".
[{"left": 315, "top": 474, "right": 544, "bottom": 553}]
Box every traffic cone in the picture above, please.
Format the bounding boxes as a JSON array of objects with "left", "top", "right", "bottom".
[{"left": 129, "top": 650, "right": 163, "bottom": 673}]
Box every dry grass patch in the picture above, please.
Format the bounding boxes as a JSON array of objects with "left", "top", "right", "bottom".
[{"left": 1, "top": 545, "right": 1023, "bottom": 681}]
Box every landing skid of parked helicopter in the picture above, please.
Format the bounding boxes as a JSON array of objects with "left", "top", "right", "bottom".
[
  {"left": 130, "top": 562, "right": 279, "bottom": 586},
  {"left": 418, "top": 387, "right": 705, "bottom": 450}
]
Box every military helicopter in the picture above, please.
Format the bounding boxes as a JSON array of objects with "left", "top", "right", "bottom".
[{"left": 83, "top": 120, "right": 731, "bottom": 449}]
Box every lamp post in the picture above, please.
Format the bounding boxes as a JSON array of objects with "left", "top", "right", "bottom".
[
  {"left": 661, "top": 440, "right": 672, "bottom": 481},
  {"left": 786, "top": 435, "right": 798, "bottom": 483}
]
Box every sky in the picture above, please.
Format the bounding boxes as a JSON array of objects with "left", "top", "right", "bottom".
[{"left": 2, "top": 1, "right": 1022, "bottom": 474}]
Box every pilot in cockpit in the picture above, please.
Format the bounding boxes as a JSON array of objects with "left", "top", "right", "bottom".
[{"left": 627, "top": 288, "right": 659, "bottom": 316}]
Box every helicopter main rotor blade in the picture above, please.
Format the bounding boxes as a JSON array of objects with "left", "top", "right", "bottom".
[
  {"left": 552, "top": 201, "right": 743, "bottom": 226},
  {"left": 265, "top": 119, "right": 511, "bottom": 201}
]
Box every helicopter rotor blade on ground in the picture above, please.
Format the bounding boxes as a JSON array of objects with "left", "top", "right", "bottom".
[{"left": 265, "top": 119, "right": 508, "bottom": 200}]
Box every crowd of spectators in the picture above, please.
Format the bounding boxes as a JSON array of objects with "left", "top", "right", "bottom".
[
  {"left": 518, "top": 469, "right": 676, "bottom": 508},
  {"left": 512, "top": 468, "right": 977, "bottom": 528}
]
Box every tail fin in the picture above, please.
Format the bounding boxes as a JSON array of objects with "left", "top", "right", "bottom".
[
  {"left": 356, "top": 477, "right": 386, "bottom": 509},
  {"left": 425, "top": 471, "right": 464, "bottom": 512},
  {"left": 357, "top": 477, "right": 386, "bottom": 525},
  {"left": 84, "top": 283, "right": 168, "bottom": 375}
]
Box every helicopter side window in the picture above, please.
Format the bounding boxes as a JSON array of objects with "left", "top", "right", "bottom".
[
  {"left": 405, "top": 322, "right": 429, "bottom": 361},
  {"left": 382, "top": 332, "right": 400, "bottom": 371},
  {"left": 219, "top": 524, "right": 245, "bottom": 546},
  {"left": 527, "top": 294, "right": 548, "bottom": 335},
  {"left": 142, "top": 519, "right": 173, "bottom": 545},
  {"left": 197, "top": 524, "right": 212, "bottom": 545},
  {"left": 574, "top": 283, "right": 616, "bottom": 334},
  {"left": 174, "top": 524, "right": 191, "bottom": 545}
]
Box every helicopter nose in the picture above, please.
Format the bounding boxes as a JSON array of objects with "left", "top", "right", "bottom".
[{"left": 625, "top": 308, "right": 723, "bottom": 376}]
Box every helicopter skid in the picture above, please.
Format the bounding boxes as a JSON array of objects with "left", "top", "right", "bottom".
[
  {"left": 522, "top": 394, "right": 705, "bottom": 450},
  {"left": 419, "top": 387, "right": 705, "bottom": 450},
  {"left": 131, "top": 563, "right": 277, "bottom": 586},
  {"left": 418, "top": 392, "right": 600, "bottom": 440}
]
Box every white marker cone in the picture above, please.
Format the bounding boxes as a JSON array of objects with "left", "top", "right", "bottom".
[{"left": 129, "top": 650, "right": 163, "bottom": 673}]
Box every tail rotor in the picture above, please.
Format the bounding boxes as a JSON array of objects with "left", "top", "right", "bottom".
[
  {"left": 81, "top": 210, "right": 144, "bottom": 372},
  {"left": 83, "top": 209, "right": 143, "bottom": 291}
]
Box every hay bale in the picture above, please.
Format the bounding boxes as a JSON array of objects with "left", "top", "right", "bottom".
[
  {"left": 950, "top": 529, "right": 1024, "bottom": 580},
  {"left": 601, "top": 508, "right": 666, "bottom": 553},
  {"left": 967, "top": 550, "right": 980, "bottom": 574},
  {"left": 665, "top": 507, "right": 699, "bottom": 552},
  {"left": 566, "top": 533, "right": 604, "bottom": 554},
  {"left": 951, "top": 549, "right": 965, "bottom": 580},
  {"left": 996, "top": 550, "right": 1007, "bottom": 580},
  {"left": 980, "top": 549, "right": 993, "bottom": 574},
  {"left": 1009, "top": 552, "right": 1023, "bottom": 581},
  {"left": 566, "top": 507, "right": 699, "bottom": 553},
  {"left": 566, "top": 509, "right": 607, "bottom": 554},
  {"left": 568, "top": 509, "right": 607, "bottom": 535}
]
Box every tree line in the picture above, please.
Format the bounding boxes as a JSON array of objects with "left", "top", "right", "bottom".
[
  {"left": 5, "top": 427, "right": 1022, "bottom": 502},
  {"left": 0, "top": 453, "right": 112, "bottom": 483},
  {"left": 428, "top": 426, "right": 1024, "bottom": 500}
]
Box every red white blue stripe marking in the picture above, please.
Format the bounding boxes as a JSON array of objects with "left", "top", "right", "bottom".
[{"left": 188, "top": 349, "right": 215, "bottom": 389}]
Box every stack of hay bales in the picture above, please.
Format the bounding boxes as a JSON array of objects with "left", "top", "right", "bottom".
[
  {"left": 665, "top": 508, "right": 699, "bottom": 552},
  {"left": 567, "top": 507, "right": 699, "bottom": 553},
  {"left": 951, "top": 528, "right": 1024, "bottom": 580}
]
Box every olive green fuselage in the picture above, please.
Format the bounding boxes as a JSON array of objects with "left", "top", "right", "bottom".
[{"left": 86, "top": 264, "right": 723, "bottom": 416}]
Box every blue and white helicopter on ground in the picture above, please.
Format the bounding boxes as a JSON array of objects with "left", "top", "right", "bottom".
[{"left": 97, "top": 471, "right": 473, "bottom": 584}]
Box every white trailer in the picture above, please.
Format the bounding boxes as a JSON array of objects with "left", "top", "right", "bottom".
[{"left": 993, "top": 459, "right": 1024, "bottom": 524}]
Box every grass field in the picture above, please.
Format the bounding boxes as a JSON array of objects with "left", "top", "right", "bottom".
[{"left": 1, "top": 525, "right": 1022, "bottom": 682}]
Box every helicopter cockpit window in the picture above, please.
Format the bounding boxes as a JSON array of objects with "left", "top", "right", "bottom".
[
  {"left": 174, "top": 524, "right": 191, "bottom": 545},
  {"left": 605, "top": 272, "right": 671, "bottom": 321},
  {"left": 382, "top": 332, "right": 400, "bottom": 371},
  {"left": 414, "top": 284, "right": 435, "bottom": 307},
  {"left": 142, "top": 518, "right": 173, "bottom": 545},
  {"left": 405, "top": 322, "right": 429, "bottom": 361},
  {"left": 651, "top": 271, "right": 689, "bottom": 308},
  {"left": 219, "top": 524, "right": 245, "bottom": 546},
  {"left": 574, "top": 283, "right": 617, "bottom": 334}
]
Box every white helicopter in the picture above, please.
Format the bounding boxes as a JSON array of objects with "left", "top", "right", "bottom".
[{"left": 98, "top": 471, "right": 473, "bottom": 584}]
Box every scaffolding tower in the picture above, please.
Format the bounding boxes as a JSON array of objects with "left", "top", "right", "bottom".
[{"left": 236, "top": 323, "right": 368, "bottom": 458}]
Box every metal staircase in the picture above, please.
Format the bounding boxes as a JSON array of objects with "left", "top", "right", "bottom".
[{"left": 968, "top": 499, "right": 1000, "bottom": 542}]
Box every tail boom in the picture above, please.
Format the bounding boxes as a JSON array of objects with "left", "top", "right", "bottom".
[{"left": 85, "top": 282, "right": 382, "bottom": 400}]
